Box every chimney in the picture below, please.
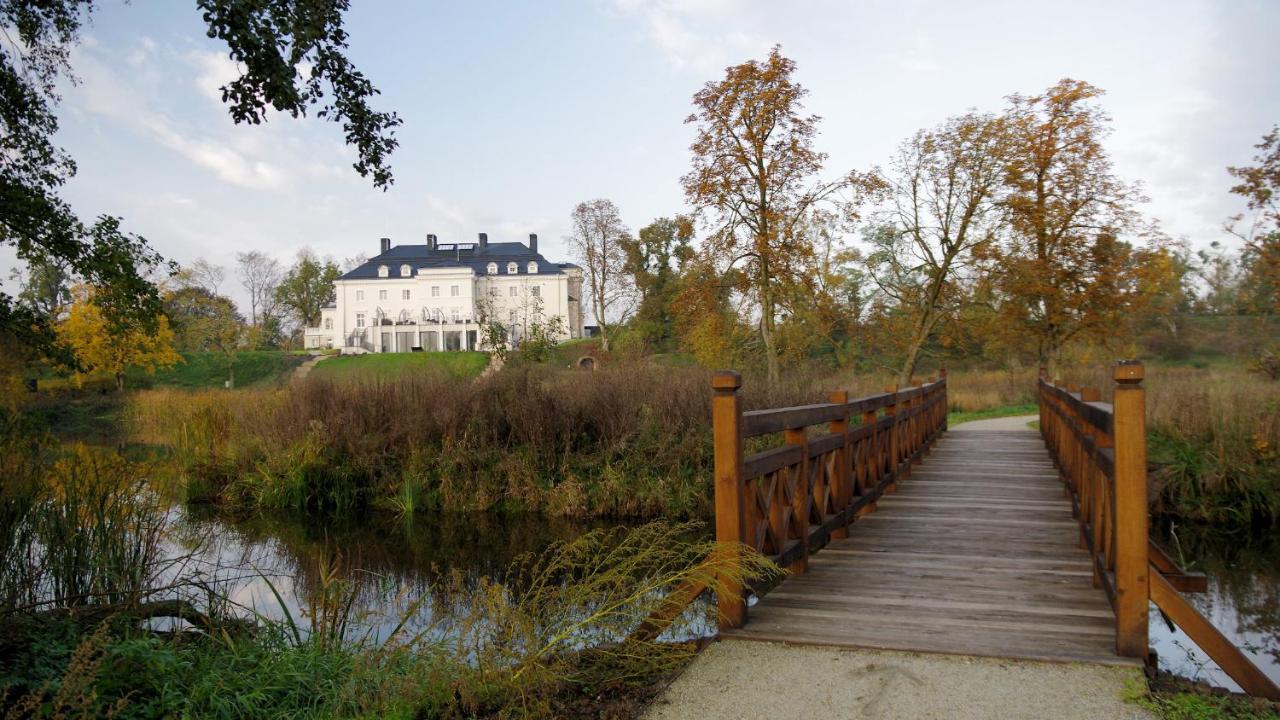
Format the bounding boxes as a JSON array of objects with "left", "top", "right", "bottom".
[
  {"left": 426, "top": 233, "right": 437, "bottom": 250},
  {"left": 478, "top": 232, "right": 488, "bottom": 248},
  {"left": 528, "top": 233, "right": 538, "bottom": 254},
  {"left": 380, "top": 237, "right": 391, "bottom": 253}
]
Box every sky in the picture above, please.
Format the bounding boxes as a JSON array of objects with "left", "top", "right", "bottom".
[{"left": 3, "top": 0, "right": 1278, "bottom": 313}]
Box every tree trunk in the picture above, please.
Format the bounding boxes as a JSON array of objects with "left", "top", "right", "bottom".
[{"left": 114, "top": 371, "right": 124, "bottom": 392}]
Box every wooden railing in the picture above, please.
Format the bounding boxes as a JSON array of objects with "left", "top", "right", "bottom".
[
  {"left": 711, "top": 371, "right": 948, "bottom": 628},
  {"left": 1039, "top": 361, "right": 1279, "bottom": 699}
]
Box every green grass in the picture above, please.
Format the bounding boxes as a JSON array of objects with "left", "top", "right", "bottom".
[
  {"left": 139, "top": 351, "right": 304, "bottom": 389},
  {"left": 308, "top": 351, "right": 490, "bottom": 381},
  {"left": 947, "top": 402, "right": 1039, "bottom": 426}
]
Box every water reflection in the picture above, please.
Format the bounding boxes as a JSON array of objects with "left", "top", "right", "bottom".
[
  {"left": 165, "top": 508, "right": 714, "bottom": 644},
  {"left": 1150, "top": 522, "right": 1280, "bottom": 692}
]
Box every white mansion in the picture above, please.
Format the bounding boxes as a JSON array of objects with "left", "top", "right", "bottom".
[{"left": 304, "top": 233, "right": 584, "bottom": 353}]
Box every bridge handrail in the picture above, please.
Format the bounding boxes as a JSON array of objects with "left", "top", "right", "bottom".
[
  {"left": 711, "top": 371, "right": 948, "bottom": 629},
  {"left": 1038, "top": 362, "right": 1279, "bottom": 699}
]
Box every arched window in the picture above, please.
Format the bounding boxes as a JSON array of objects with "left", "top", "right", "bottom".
[
  {"left": 527, "top": 261, "right": 538, "bottom": 274},
  {"left": 487, "top": 262, "right": 498, "bottom": 274},
  {"left": 377, "top": 265, "right": 389, "bottom": 278},
  {"left": 507, "top": 262, "right": 518, "bottom": 274},
  {"left": 400, "top": 264, "right": 411, "bottom": 277}
]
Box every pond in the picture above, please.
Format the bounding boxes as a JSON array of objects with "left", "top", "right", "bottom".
[
  {"left": 169, "top": 507, "right": 1279, "bottom": 691},
  {"left": 1149, "top": 522, "right": 1280, "bottom": 692}
]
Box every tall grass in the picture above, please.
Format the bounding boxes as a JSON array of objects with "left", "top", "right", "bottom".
[
  {"left": 4, "top": 518, "right": 778, "bottom": 719},
  {"left": 0, "top": 411, "right": 168, "bottom": 613},
  {"left": 130, "top": 362, "right": 828, "bottom": 518}
]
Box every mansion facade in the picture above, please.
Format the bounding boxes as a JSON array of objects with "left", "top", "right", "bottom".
[{"left": 304, "top": 234, "right": 584, "bottom": 353}]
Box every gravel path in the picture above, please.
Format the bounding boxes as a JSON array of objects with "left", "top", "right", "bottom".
[
  {"left": 950, "top": 414, "right": 1039, "bottom": 432},
  {"left": 645, "top": 641, "right": 1153, "bottom": 720}
]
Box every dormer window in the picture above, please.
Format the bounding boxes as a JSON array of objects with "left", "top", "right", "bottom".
[
  {"left": 377, "top": 265, "right": 389, "bottom": 278},
  {"left": 527, "top": 261, "right": 538, "bottom": 274},
  {"left": 400, "top": 264, "right": 411, "bottom": 277},
  {"left": 487, "top": 262, "right": 498, "bottom": 275},
  {"left": 507, "top": 262, "right": 518, "bottom": 274}
]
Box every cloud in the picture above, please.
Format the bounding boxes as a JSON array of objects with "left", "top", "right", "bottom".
[
  {"left": 188, "top": 50, "right": 240, "bottom": 104},
  {"left": 611, "top": 0, "right": 769, "bottom": 72}
]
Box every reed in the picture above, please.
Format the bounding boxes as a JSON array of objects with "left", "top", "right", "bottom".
[{"left": 129, "top": 362, "right": 829, "bottom": 518}]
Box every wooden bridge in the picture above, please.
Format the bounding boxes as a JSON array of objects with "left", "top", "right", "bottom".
[{"left": 698, "top": 362, "right": 1279, "bottom": 699}]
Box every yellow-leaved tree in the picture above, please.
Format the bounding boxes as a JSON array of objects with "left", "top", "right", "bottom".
[{"left": 58, "top": 285, "right": 181, "bottom": 390}]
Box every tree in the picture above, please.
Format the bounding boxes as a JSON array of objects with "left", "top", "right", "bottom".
[
  {"left": 58, "top": 285, "right": 181, "bottom": 391},
  {"left": 237, "top": 251, "right": 283, "bottom": 327},
  {"left": 983, "top": 79, "right": 1151, "bottom": 374},
  {"left": 188, "top": 258, "right": 227, "bottom": 297},
  {"left": 1, "top": 1, "right": 399, "bottom": 355},
  {"left": 621, "top": 216, "right": 694, "bottom": 350},
  {"left": 867, "top": 113, "right": 1007, "bottom": 383},
  {"left": 9, "top": 255, "right": 72, "bottom": 320},
  {"left": 1227, "top": 125, "right": 1280, "bottom": 314},
  {"left": 275, "top": 249, "right": 339, "bottom": 330},
  {"left": 682, "top": 46, "right": 877, "bottom": 382},
  {"left": 566, "top": 199, "right": 634, "bottom": 352}
]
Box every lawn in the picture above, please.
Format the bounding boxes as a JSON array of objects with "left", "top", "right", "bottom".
[
  {"left": 947, "top": 402, "right": 1039, "bottom": 426},
  {"left": 135, "top": 351, "right": 303, "bottom": 389},
  {"left": 308, "top": 351, "right": 490, "bottom": 380}
]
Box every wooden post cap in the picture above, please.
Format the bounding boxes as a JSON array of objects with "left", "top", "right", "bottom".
[
  {"left": 711, "top": 371, "right": 742, "bottom": 390},
  {"left": 1114, "top": 360, "right": 1144, "bottom": 383}
]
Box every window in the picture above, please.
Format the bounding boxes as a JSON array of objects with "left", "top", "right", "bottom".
[
  {"left": 431, "top": 286, "right": 440, "bottom": 297},
  {"left": 400, "top": 264, "right": 411, "bottom": 277},
  {"left": 527, "top": 261, "right": 538, "bottom": 274},
  {"left": 509, "top": 286, "right": 517, "bottom": 297},
  {"left": 487, "top": 262, "right": 498, "bottom": 274},
  {"left": 531, "top": 286, "right": 540, "bottom": 298},
  {"left": 377, "top": 265, "right": 389, "bottom": 278},
  {"left": 356, "top": 313, "right": 366, "bottom": 328},
  {"left": 356, "top": 290, "right": 364, "bottom": 301},
  {"left": 489, "top": 287, "right": 497, "bottom": 297},
  {"left": 450, "top": 285, "right": 459, "bottom": 297},
  {"left": 507, "top": 262, "right": 518, "bottom": 274},
  {"left": 402, "top": 289, "right": 411, "bottom": 300},
  {"left": 379, "top": 289, "right": 388, "bottom": 300},
  {"left": 324, "top": 318, "right": 333, "bottom": 330},
  {"left": 451, "top": 308, "right": 460, "bottom": 323}
]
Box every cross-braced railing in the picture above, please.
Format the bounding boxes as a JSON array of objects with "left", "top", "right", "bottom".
[{"left": 711, "top": 371, "right": 948, "bottom": 628}]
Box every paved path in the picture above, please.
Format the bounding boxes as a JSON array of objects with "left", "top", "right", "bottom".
[
  {"left": 951, "top": 414, "right": 1039, "bottom": 432},
  {"left": 291, "top": 353, "right": 331, "bottom": 382},
  {"left": 645, "top": 642, "right": 1152, "bottom": 720}
]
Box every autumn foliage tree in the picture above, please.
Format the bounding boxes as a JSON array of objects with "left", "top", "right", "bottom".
[
  {"left": 682, "top": 46, "right": 877, "bottom": 382},
  {"left": 982, "top": 80, "right": 1152, "bottom": 374},
  {"left": 621, "top": 216, "right": 694, "bottom": 351},
  {"left": 1227, "top": 125, "right": 1280, "bottom": 314},
  {"left": 58, "top": 285, "right": 181, "bottom": 390}
]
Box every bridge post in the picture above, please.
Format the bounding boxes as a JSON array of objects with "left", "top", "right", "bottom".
[
  {"left": 711, "top": 371, "right": 747, "bottom": 629},
  {"left": 828, "top": 390, "right": 851, "bottom": 540},
  {"left": 1112, "top": 360, "right": 1149, "bottom": 659},
  {"left": 884, "top": 384, "right": 899, "bottom": 493}
]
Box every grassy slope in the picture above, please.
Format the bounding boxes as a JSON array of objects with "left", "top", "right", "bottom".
[
  {"left": 309, "top": 351, "right": 490, "bottom": 381},
  {"left": 137, "top": 351, "right": 303, "bottom": 389}
]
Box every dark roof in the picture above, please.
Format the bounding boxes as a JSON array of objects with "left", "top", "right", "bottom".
[{"left": 340, "top": 241, "right": 568, "bottom": 280}]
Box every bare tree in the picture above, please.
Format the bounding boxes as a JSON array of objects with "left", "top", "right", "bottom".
[
  {"left": 867, "top": 112, "right": 1007, "bottom": 383},
  {"left": 236, "top": 251, "right": 282, "bottom": 326},
  {"left": 188, "top": 258, "right": 227, "bottom": 296},
  {"left": 566, "top": 199, "right": 634, "bottom": 351}
]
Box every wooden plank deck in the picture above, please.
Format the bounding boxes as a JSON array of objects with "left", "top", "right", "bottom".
[{"left": 720, "top": 427, "right": 1134, "bottom": 666}]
